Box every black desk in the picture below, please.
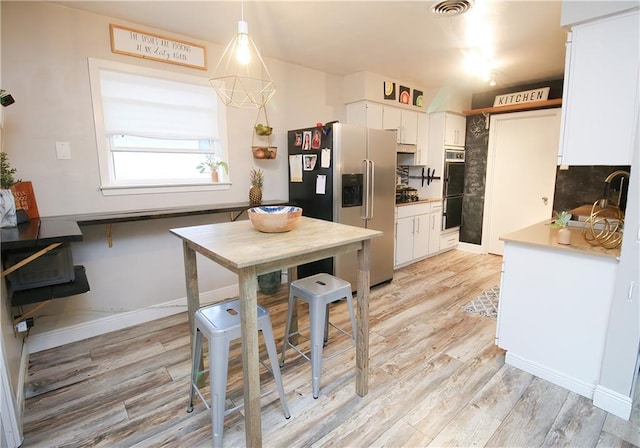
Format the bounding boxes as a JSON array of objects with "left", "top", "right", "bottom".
[{"left": 1, "top": 219, "right": 89, "bottom": 306}]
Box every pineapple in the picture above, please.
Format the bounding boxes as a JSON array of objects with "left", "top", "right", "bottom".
[{"left": 249, "top": 168, "right": 264, "bottom": 206}]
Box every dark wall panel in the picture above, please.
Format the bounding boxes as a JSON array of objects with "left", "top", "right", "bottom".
[{"left": 461, "top": 115, "right": 489, "bottom": 245}]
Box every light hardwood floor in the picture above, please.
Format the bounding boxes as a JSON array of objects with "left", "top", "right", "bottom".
[{"left": 22, "top": 250, "right": 640, "bottom": 447}]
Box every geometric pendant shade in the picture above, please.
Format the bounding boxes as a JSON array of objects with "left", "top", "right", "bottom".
[{"left": 209, "top": 20, "right": 276, "bottom": 109}]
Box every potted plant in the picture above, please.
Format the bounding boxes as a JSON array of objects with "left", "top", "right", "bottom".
[
  {"left": 196, "top": 155, "right": 228, "bottom": 182},
  {"left": 551, "top": 210, "right": 572, "bottom": 245},
  {"left": 0, "top": 152, "right": 20, "bottom": 227}
]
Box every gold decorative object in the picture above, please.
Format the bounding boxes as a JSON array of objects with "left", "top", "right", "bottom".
[{"left": 582, "top": 200, "right": 624, "bottom": 249}]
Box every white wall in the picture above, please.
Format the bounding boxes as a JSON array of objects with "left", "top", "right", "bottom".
[{"left": 0, "top": 1, "right": 344, "bottom": 351}]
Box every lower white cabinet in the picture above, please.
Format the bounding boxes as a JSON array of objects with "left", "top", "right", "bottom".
[{"left": 394, "top": 201, "right": 446, "bottom": 268}]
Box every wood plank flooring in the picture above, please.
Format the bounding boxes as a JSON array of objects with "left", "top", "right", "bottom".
[{"left": 22, "top": 250, "right": 640, "bottom": 447}]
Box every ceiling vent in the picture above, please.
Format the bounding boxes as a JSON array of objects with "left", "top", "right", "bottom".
[{"left": 431, "top": 0, "right": 474, "bottom": 17}]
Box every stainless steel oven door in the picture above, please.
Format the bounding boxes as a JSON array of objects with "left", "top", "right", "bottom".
[{"left": 443, "top": 196, "right": 463, "bottom": 230}]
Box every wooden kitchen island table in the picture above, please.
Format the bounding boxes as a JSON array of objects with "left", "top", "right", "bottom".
[{"left": 170, "top": 216, "right": 381, "bottom": 447}]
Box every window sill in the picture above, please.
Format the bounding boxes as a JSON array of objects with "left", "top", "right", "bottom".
[{"left": 100, "top": 182, "right": 231, "bottom": 196}]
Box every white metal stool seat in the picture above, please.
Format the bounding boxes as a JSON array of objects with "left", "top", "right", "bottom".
[
  {"left": 280, "top": 273, "right": 357, "bottom": 399},
  {"left": 187, "top": 299, "right": 290, "bottom": 447}
]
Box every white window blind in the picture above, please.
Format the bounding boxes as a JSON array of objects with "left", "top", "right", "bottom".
[{"left": 100, "top": 69, "right": 218, "bottom": 140}]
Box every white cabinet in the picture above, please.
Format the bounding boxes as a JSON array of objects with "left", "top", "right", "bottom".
[
  {"left": 429, "top": 202, "right": 443, "bottom": 254},
  {"left": 395, "top": 214, "right": 415, "bottom": 266},
  {"left": 415, "top": 113, "right": 429, "bottom": 165},
  {"left": 444, "top": 113, "right": 466, "bottom": 147},
  {"left": 347, "top": 101, "right": 383, "bottom": 129},
  {"left": 429, "top": 111, "right": 466, "bottom": 149},
  {"left": 385, "top": 107, "right": 418, "bottom": 145},
  {"left": 394, "top": 201, "right": 446, "bottom": 268},
  {"left": 496, "top": 237, "right": 618, "bottom": 401},
  {"left": 429, "top": 112, "right": 466, "bottom": 148},
  {"left": 558, "top": 9, "right": 639, "bottom": 165},
  {"left": 399, "top": 110, "right": 418, "bottom": 145}
]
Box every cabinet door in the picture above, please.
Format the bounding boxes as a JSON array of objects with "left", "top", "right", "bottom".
[
  {"left": 347, "top": 102, "right": 367, "bottom": 127},
  {"left": 428, "top": 207, "right": 442, "bottom": 254},
  {"left": 559, "top": 10, "right": 639, "bottom": 165},
  {"left": 347, "top": 102, "right": 384, "bottom": 129},
  {"left": 413, "top": 214, "right": 430, "bottom": 259},
  {"left": 400, "top": 110, "right": 418, "bottom": 145},
  {"left": 444, "top": 113, "right": 467, "bottom": 147},
  {"left": 415, "top": 113, "right": 428, "bottom": 165},
  {"left": 395, "top": 217, "right": 414, "bottom": 266},
  {"left": 383, "top": 107, "right": 402, "bottom": 143},
  {"left": 366, "top": 102, "right": 384, "bottom": 129}
]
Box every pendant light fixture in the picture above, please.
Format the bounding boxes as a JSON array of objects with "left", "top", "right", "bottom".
[{"left": 209, "top": 1, "right": 275, "bottom": 109}]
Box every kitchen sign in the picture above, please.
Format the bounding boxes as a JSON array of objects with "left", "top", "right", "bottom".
[
  {"left": 110, "top": 24, "right": 207, "bottom": 70},
  {"left": 493, "top": 87, "right": 550, "bottom": 107}
]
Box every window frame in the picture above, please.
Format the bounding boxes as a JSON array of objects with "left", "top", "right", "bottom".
[{"left": 88, "top": 58, "right": 230, "bottom": 196}]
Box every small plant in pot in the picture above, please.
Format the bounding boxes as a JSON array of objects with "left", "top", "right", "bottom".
[
  {"left": 551, "top": 210, "right": 572, "bottom": 245},
  {"left": 196, "top": 155, "right": 228, "bottom": 182},
  {"left": 0, "top": 152, "right": 20, "bottom": 227}
]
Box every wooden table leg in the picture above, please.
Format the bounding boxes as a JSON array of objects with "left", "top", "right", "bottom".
[
  {"left": 238, "top": 266, "right": 262, "bottom": 448},
  {"left": 356, "top": 239, "right": 371, "bottom": 397},
  {"left": 287, "top": 266, "right": 299, "bottom": 345},
  {"left": 182, "top": 242, "right": 200, "bottom": 349},
  {"left": 182, "top": 242, "right": 204, "bottom": 385}
]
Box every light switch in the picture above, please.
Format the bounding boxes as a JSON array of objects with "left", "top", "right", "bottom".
[{"left": 56, "top": 141, "right": 71, "bottom": 159}]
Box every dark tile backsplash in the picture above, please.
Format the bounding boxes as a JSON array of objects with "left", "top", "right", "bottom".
[{"left": 553, "top": 165, "right": 631, "bottom": 213}]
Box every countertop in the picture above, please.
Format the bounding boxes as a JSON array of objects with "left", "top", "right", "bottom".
[
  {"left": 500, "top": 220, "right": 621, "bottom": 259},
  {"left": 396, "top": 198, "right": 442, "bottom": 207}
]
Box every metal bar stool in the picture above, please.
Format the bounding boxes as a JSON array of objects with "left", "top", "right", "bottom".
[
  {"left": 187, "top": 299, "right": 290, "bottom": 447},
  {"left": 280, "top": 273, "right": 357, "bottom": 399}
]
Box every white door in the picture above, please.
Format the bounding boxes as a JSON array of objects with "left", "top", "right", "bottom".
[{"left": 483, "top": 109, "right": 561, "bottom": 255}]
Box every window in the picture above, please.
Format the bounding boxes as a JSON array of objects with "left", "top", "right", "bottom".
[{"left": 88, "top": 58, "right": 229, "bottom": 195}]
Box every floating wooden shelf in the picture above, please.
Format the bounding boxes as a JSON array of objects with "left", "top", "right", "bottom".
[{"left": 463, "top": 98, "right": 562, "bottom": 115}]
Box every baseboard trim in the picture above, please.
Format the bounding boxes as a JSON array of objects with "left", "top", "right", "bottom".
[
  {"left": 505, "top": 352, "right": 596, "bottom": 399},
  {"left": 593, "top": 385, "right": 633, "bottom": 420},
  {"left": 456, "top": 242, "right": 485, "bottom": 254},
  {"left": 26, "top": 285, "right": 239, "bottom": 354}
]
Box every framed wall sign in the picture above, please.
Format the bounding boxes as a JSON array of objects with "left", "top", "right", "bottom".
[{"left": 109, "top": 24, "right": 207, "bottom": 70}]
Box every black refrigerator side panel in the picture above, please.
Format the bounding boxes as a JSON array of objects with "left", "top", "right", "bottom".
[{"left": 288, "top": 126, "right": 334, "bottom": 278}]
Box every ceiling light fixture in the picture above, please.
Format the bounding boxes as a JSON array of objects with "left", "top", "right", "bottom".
[
  {"left": 431, "top": 0, "right": 475, "bottom": 17},
  {"left": 209, "top": 0, "right": 275, "bottom": 109}
]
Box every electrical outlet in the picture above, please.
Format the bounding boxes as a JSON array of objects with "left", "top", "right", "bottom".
[{"left": 16, "top": 321, "right": 27, "bottom": 332}]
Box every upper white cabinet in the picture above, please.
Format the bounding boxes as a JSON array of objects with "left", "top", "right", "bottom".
[
  {"left": 399, "top": 109, "right": 418, "bottom": 145},
  {"left": 382, "top": 106, "right": 401, "bottom": 141},
  {"left": 415, "top": 113, "right": 429, "bottom": 165},
  {"left": 429, "top": 111, "right": 466, "bottom": 148},
  {"left": 347, "top": 101, "right": 420, "bottom": 146},
  {"left": 559, "top": 9, "right": 639, "bottom": 166},
  {"left": 347, "top": 101, "right": 383, "bottom": 128}
]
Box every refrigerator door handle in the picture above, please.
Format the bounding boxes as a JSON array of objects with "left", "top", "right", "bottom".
[
  {"left": 368, "top": 159, "right": 375, "bottom": 219},
  {"left": 362, "top": 159, "right": 374, "bottom": 220},
  {"left": 361, "top": 159, "right": 369, "bottom": 220}
]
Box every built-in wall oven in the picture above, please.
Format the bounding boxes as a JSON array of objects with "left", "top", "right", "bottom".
[{"left": 443, "top": 149, "right": 465, "bottom": 230}]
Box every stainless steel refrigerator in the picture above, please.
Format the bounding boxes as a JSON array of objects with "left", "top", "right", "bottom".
[{"left": 288, "top": 123, "right": 396, "bottom": 288}]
